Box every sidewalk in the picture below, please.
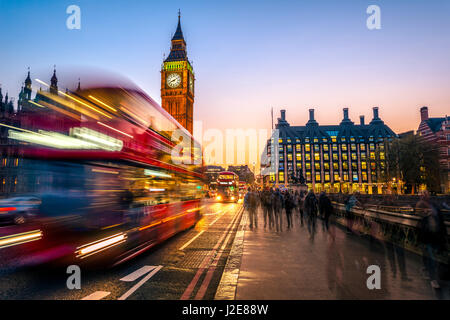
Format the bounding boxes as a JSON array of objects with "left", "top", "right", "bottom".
[{"left": 216, "top": 207, "right": 447, "bottom": 300}]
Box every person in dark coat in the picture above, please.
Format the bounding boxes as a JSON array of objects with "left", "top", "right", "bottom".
[
  {"left": 304, "top": 190, "right": 318, "bottom": 240},
  {"left": 319, "top": 191, "right": 333, "bottom": 231},
  {"left": 284, "top": 191, "right": 295, "bottom": 229}
]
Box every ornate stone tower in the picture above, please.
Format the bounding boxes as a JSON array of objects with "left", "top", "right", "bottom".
[{"left": 161, "top": 11, "right": 195, "bottom": 134}]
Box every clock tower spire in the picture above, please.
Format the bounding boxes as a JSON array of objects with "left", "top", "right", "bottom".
[{"left": 161, "top": 11, "right": 195, "bottom": 134}]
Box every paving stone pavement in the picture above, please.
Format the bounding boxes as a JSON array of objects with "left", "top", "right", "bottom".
[{"left": 226, "top": 207, "right": 449, "bottom": 300}]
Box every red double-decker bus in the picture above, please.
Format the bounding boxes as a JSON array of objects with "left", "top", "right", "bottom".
[
  {"left": 215, "top": 171, "right": 239, "bottom": 202},
  {"left": 0, "top": 81, "right": 204, "bottom": 267}
]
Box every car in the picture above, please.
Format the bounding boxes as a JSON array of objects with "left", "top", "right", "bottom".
[{"left": 0, "top": 196, "right": 41, "bottom": 226}]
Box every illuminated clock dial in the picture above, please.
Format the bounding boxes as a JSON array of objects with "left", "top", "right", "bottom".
[
  {"left": 166, "top": 73, "right": 181, "bottom": 88},
  {"left": 189, "top": 75, "right": 194, "bottom": 93}
]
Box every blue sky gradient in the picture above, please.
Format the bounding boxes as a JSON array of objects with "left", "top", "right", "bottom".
[{"left": 1, "top": 0, "right": 449, "bottom": 133}]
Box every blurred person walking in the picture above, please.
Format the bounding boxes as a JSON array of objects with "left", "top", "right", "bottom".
[
  {"left": 284, "top": 191, "right": 295, "bottom": 229},
  {"left": 244, "top": 187, "right": 258, "bottom": 229},
  {"left": 319, "top": 191, "right": 333, "bottom": 231},
  {"left": 416, "top": 192, "right": 448, "bottom": 290},
  {"left": 272, "top": 188, "right": 283, "bottom": 232},
  {"left": 261, "top": 188, "right": 273, "bottom": 229},
  {"left": 344, "top": 193, "right": 359, "bottom": 234},
  {"left": 304, "top": 190, "right": 318, "bottom": 240},
  {"left": 298, "top": 190, "right": 305, "bottom": 226}
]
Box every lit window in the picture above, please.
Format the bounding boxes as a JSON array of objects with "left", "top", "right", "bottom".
[
  {"left": 314, "top": 153, "right": 320, "bottom": 161},
  {"left": 370, "top": 152, "right": 375, "bottom": 160},
  {"left": 296, "top": 144, "right": 301, "bottom": 152},
  {"left": 305, "top": 154, "right": 311, "bottom": 161},
  {"left": 325, "top": 173, "right": 330, "bottom": 181},
  {"left": 306, "top": 163, "right": 311, "bottom": 170},
  {"left": 333, "top": 153, "right": 338, "bottom": 161},
  {"left": 296, "top": 153, "right": 302, "bottom": 161},
  {"left": 361, "top": 162, "right": 367, "bottom": 170},
  {"left": 333, "top": 163, "right": 339, "bottom": 170},
  {"left": 315, "top": 174, "right": 321, "bottom": 181},
  {"left": 323, "top": 145, "right": 329, "bottom": 151},
  {"left": 342, "top": 145, "right": 348, "bottom": 151},
  {"left": 360, "top": 144, "right": 366, "bottom": 151},
  {"left": 324, "top": 162, "right": 330, "bottom": 170},
  {"left": 315, "top": 163, "right": 320, "bottom": 170},
  {"left": 279, "top": 172, "right": 284, "bottom": 182},
  {"left": 305, "top": 144, "right": 310, "bottom": 152},
  {"left": 343, "top": 162, "right": 348, "bottom": 170},
  {"left": 351, "top": 153, "right": 357, "bottom": 160},
  {"left": 288, "top": 154, "right": 293, "bottom": 161},
  {"left": 324, "top": 153, "right": 329, "bottom": 161},
  {"left": 342, "top": 154, "right": 348, "bottom": 161}
]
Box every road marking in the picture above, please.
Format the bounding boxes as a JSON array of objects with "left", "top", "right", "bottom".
[
  {"left": 209, "top": 210, "right": 227, "bottom": 226},
  {"left": 120, "top": 265, "right": 156, "bottom": 282},
  {"left": 195, "top": 208, "right": 243, "bottom": 300},
  {"left": 179, "top": 230, "right": 205, "bottom": 251},
  {"left": 118, "top": 265, "right": 163, "bottom": 300},
  {"left": 180, "top": 207, "right": 241, "bottom": 300},
  {"left": 81, "top": 291, "right": 111, "bottom": 300}
]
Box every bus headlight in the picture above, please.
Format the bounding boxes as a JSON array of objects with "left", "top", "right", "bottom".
[
  {"left": 231, "top": 196, "right": 235, "bottom": 201},
  {"left": 216, "top": 196, "right": 222, "bottom": 201}
]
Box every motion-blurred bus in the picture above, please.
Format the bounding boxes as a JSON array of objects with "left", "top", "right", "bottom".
[
  {"left": 215, "top": 171, "right": 239, "bottom": 202},
  {"left": 238, "top": 181, "right": 247, "bottom": 198},
  {"left": 0, "top": 80, "right": 204, "bottom": 267}
]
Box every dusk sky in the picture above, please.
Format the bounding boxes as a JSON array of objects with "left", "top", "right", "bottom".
[{"left": 1, "top": 0, "right": 449, "bottom": 165}]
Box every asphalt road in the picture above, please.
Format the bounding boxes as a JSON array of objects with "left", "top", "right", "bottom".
[{"left": 0, "top": 201, "right": 242, "bottom": 300}]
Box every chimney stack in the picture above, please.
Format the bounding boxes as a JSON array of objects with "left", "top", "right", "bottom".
[
  {"left": 280, "top": 109, "right": 286, "bottom": 121},
  {"left": 343, "top": 108, "right": 349, "bottom": 120},
  {"left": 360, "top": 115, "right": 365, "bottom": 125},
  {"left": 309, "top": 109, "right": 315, "bottom": 121},
  {"left": 420, "top": 106, "right": 429, "bottom": 122},
  {"left": 373, "top": 107, "right": 379, "bottom": 119}
]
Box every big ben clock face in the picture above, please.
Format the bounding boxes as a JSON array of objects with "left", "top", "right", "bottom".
[
  {"left": 189, "top": 75, "right": 194, "bottom": 93},
  {"left": 166, "top": 73, "right": 181, "bottom": 88}
]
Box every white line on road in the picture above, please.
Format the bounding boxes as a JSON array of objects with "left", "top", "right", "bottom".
[
  {"left": 179, "top": 230, "right": 205, "bottom": 251},
  {"left": 209, "top": 210, "right": 227, "bottom": 226},
  {"left": 81, "top": 291, "right": 111, "bottom": 300},
  {"left": 120, "top": 265, "right": 157, "bottom": 282},
  {"left": 118, "top": 265, "right": 163, "bottom": 300}
]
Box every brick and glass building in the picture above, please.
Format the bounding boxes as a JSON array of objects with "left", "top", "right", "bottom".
[
  {"left": 262, "top": 108, "right": 397, "bottom": 194},
  {"left": 417, "top": 106, "right": 450, "bottom": 193}
]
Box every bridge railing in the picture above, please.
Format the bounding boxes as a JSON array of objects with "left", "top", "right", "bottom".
[{"left": 331, "top": 202, "right": 450, "bottom": 264}]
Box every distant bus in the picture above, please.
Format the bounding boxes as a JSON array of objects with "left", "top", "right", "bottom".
[
  {"left": 238, "top": 181, "right": 247, "bottom": 198},
  {"left": 215, "top": 171, "right": 239, "bottom": 202}
]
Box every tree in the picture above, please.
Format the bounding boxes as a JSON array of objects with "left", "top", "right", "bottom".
[{"left": 385, "top": 135, "right": 441, "bottom": 194}]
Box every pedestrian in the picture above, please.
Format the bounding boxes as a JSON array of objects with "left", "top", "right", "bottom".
[
  {"left": 284, "top": 190, "right": 295, "bottom": 229},
  {"left": 298, "top": 190, "right": 305, "bottom": 226},
  {"left": 319, "top": 191, "right": 333, "bottom": 231},
  {"left": 272, "top": 188, "right": 283, "bottom": 232},
  {"left": 244, "top": 187, "right": 258, "bottom": 229},
  {"left": 344, "top": 193, "right": 359, "bottom": 234},
  {"left": 416, "top": 192, "right": 448, "bottom": 290},
  {"left": 261, "top": 188, "right": 273, "bottom": 229},
  {"left": 304, "top": 190, "right": 318, "bottom": 240}
]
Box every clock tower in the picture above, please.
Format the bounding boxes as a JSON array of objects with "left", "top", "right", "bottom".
[{"left": 161, "top": 12, "right": 195, "bottom": 134}]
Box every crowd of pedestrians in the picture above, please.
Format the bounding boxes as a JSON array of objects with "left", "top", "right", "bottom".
[
  {"left": 242, "top": 187, "right": 448, "bottom": 292},
  {"left": 243, "top": 187, "right": 335, "bottom": 240}
]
